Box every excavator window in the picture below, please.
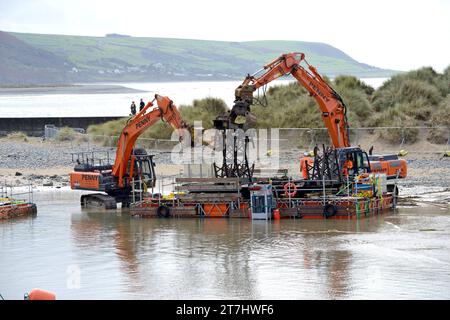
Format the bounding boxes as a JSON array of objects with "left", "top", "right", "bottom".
[
  {"left": 140, "top": 159, "right": 152, "bottom": 177},
  {"left": 356, "top": 153, "right": 364, "bottom": 171},
  {"left": 135, "top": 156, "right": 156, "bottom": 188},
  {"left": 354, "top": 151, "right": 371, "bottom": 174},
  {"left": 362, "top": 152, "right": 371, "bottom": 173}
]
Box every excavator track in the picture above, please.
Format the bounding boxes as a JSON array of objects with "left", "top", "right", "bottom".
[{"left": 80, "top": 194, "right": 117, "bottom": 210}]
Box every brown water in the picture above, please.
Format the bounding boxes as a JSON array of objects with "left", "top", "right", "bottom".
[{"left": 1, "top": 190, "right": 449, "bottom": 300}]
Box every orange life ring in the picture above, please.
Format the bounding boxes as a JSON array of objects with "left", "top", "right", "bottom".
[{"left": 283, "top": 182, "right": 297, "bottom": 197}]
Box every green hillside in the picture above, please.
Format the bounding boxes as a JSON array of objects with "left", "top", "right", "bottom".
[
  {"left": 0, "top": 31, "right": 75, "bottom": 84},
  {"left": 2, "top": 31, "right": 398, "bottom": 84}
]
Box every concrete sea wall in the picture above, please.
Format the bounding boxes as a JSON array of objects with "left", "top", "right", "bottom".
[{"left": 0, "top": 117, "right": 122, "bottom": 136}]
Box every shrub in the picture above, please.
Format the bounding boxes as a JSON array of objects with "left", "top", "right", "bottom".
[
  {"left": 373, "top": 78, "right": 441, "bottom": 112},
  {"left": 55, "top": 127, "right": 77, "bottom": 141},
  {"left": 381, "top": 118, "right": 420, "bottom": 144},
  {"left": 254, "top": 76, "right": 374, "bottom": 129},
  {"left": 87, "top": 97, "right": 228, "bottom": 141},
  {"left": 407, "top": 67, "right": 449, "bottom": 96},
  {"left": 427, "top": 127, "right": 449, "bottom": 145},
  {"left": 253, "top": 85, "right": 322, "bottom": 128},
  {"left": 399, "top": 79, "right": 441, "bottom": 105},
  {"left": 427, "top": 95, "right": 450, "bottom": 144},
  {"left": 336, "top": 87, "right": 373, "bottom": 126},
  {"left": 365, "top": 104, "right": 420, "bottom": 144},
  {"left": 75, "top": 134, "right": 89, "bottom": 144},
  {"left": 192, "top": 97, "right": 228, "bottom": 115},
  {"left": 430, "top": 95, "right": 450, "bottom": 126},
  {"left": 87, "top": 118, "right": 126, "bottom": 137},
  {"left": 179, "top": 97, "right": 228, "bottom": 130},
  {"left": 6, "top": 131, "right": 28, "bottom": 142},
  {"left": 334, "top": 75, "right": 375, "bottom": 96}
]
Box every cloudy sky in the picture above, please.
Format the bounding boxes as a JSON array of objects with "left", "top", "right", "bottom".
[{"left": 0, "top": 0, "right": 449, "bottom": 72}]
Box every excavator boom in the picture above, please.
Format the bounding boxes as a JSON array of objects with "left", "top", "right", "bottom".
[
  {"left": 229, "top": 52, "right": 407, "bottom": 180},
  {"left": 70, "top": 94, "right": 189, "bottom": 208},
  {"left": 112, "top": 94, "right": 188, "bottom": 187},
  {"left": 233, "top": 52, "right": 350, "bottom": 148}
]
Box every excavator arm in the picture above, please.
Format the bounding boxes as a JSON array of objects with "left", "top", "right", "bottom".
[
  {"left": 232, "top": 52, "right": 350, "bottom": 148},
  {"left": 290, "top": 64, "right": 350, "bottom": 148},
  {"left": 231, "top": 52, "right": 407, "bottom": 180},
  {"left": 112, "top": 94, "right": 188, "bottom": 187}
]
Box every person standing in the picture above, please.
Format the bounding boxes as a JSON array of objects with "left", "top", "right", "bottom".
[
  {"left": 139, "top": 98, "right": 145, "bottom": 112},
  {"left": 130, "top": 101, "right": 137, "bottom": 116},
  {"left": 299, "top": 151, "right": 314, "bottom": 180}
]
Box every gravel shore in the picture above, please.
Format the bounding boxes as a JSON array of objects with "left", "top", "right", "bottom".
[
  {"left": 0, "top": 138, "right": 178, "bottom": 187},
  {"left": 1, "top": 138, "right": 449, "bottom": 203}
]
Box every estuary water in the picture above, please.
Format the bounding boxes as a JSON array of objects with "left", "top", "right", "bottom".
[
  {"left": 0, "top": 189, "right": 449, "bottom": 300},
  {"left": 0, "top": 78, "right": 388, "bottom": 118}
]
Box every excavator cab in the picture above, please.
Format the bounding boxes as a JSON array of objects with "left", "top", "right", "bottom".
[
  {"left": 134, "top": 154, "right": 156, "bottom": 189},
  {"left": 127, "top": 148, "right": 156, "bottom": 189},
  {"left": 337, "top": 147, "right": 371, "bottom": 178}
]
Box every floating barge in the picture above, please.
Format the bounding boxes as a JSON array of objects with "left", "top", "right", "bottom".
[
  {"left": 0, "top": 201, "right": 37, "bottom": 219},
  {"left": 130, "top": 175, "right": 396, "bottom": 220},
  {"left": 0, "top": 185, "right": 37, "bottom": 220}
]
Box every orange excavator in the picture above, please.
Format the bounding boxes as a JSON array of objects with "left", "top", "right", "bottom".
[
  {"left": 227, "top": 52, "right": 407, "bottom": 185},
  {"left": 70, "top": 94, "right": 189, "bottom": 209}
]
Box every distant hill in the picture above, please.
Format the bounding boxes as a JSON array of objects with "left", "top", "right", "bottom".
[
  {"left": 0, "top": 31, "right": 75, "bottom": 84},
  {"left": 0, "top": 31, "right": 398, "bottom": 85}
]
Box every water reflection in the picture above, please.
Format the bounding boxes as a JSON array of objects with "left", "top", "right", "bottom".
[
  {"left": 3, "top": 192, "right": 449, "bottom": 299},
  {"left": 70, "top": 210, "right": 389, "bottom": 299}
]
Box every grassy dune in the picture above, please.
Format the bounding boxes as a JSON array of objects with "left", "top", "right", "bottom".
[
  {"left": 87, "top": 98, "right": 228, "bottom": 142},
  {"left": 88, "top": 65, "right": 450, "bottom": 145}
]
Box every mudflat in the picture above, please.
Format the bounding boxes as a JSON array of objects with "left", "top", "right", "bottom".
[{"left": 0, "top": 84, "right": 146, "bottom": 95}]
